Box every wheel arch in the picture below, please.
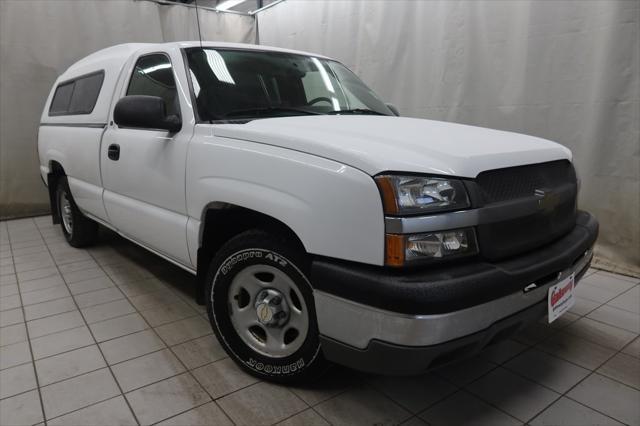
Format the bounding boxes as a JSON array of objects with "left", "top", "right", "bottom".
[
  {"left": 47, "top": 160, "right": 66, "bottom": 224},
  {"left": 194, "top": 202, "right": 307, "bottom": 305}
]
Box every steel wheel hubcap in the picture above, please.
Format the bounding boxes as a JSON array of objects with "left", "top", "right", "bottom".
[
  {"left": 59, "top": 191, "right": 73, "bottom": 235},
  {"left": 228, "top": 264, "right": 309, "bottom": 358}
]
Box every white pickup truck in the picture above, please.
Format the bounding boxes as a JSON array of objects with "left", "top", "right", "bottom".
[{"left": 38, "top": 42, "right": 598, "bottom": 382}]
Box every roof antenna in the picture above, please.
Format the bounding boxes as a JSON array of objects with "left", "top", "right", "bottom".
[{"left": 194, "top": 0, "right": 204, "bottom": 49}]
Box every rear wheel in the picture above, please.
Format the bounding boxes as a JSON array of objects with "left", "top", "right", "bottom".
[
  {"left": 206, "top": 229, "right": 328, "bottom": 383},
  {"left": 56, "top": 177, "right": 98, "bottom": 247}
]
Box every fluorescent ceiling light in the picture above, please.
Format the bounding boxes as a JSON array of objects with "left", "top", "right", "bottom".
[{"left": 216, "top": 0, "right": 246, "bottom": 11}]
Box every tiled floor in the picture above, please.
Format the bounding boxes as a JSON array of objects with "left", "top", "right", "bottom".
[{"left": 1, "top": 216, "right": 639, "bottom": 426}]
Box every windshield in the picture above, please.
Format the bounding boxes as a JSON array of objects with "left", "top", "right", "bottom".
[{"left": 185, "top": 48, "right": 393, "bottom": 121}]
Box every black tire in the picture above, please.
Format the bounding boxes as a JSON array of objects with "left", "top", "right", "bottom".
[
  {"left": 56, "top": 177, "right": 98, "bottom": 247},
  {"left": 206, "top": 229, "right": 328, "bottom": 384}
]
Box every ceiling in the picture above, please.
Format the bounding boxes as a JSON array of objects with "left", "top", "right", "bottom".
[{"left": 173, "top": 0, "right": 280, "bottom": 13}]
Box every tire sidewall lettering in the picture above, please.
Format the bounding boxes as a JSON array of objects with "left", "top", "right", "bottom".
[{"left": 211, "top": 247, "right": 320, "bottom": 378}]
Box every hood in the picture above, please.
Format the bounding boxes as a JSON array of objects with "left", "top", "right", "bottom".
[{"left": 213, "top": 116, "right": 571, "bottom": 177}]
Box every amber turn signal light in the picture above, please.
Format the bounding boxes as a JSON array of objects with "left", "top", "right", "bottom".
[{"left": 385, "top": 234, "right": 405, "bottom": 267}]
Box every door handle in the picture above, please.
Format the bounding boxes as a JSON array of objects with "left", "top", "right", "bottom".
[{"left": 107, "top": 144, "right": 120, "bottom": 161}]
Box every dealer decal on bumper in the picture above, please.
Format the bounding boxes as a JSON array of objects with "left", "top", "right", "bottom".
[{"left": 547, "top": 273, "right": 575, "bottom": 323}]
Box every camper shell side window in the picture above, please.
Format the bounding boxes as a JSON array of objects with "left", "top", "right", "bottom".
[{"left": 48, "top": 71, "right": 105, "bottom": 116}]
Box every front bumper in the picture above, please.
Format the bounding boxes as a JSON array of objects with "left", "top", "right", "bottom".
[{"left": 312, "top": 210, "right": 598, "bottom": 374}]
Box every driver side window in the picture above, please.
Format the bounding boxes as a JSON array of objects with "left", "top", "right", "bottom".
[{"left": 127, "top": 54, "right": 179, "bottom": 116}]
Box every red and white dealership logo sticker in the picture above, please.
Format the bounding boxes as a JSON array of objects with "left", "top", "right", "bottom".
[{"left": 548, "top": 274, "right": 575, "bottom": 323}]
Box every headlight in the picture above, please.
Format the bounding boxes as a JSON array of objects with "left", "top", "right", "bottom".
[
  {"left": 386, "top": 228, "right": 478, "bottom": 266},
  {"left": 375, "top": 175, "right": 470, "bottom": 215}
]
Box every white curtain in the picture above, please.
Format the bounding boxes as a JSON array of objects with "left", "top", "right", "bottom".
[
  {"left": 0, "top": 0, "right": 255, "bottom": 218},
  {"left": 257, "top": 0, "right": 640, "bottom": 275}
]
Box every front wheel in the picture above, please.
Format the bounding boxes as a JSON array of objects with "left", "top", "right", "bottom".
[
  {"left": 206, "top": 229, "right": 328, "bottom": 383},
  {"left": 56, "top": 177, "right": 98, "bottom": 247}
]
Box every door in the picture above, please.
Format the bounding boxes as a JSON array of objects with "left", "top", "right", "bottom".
[{"left": 101, "top": 53, "right": 191, "bottom": 265}]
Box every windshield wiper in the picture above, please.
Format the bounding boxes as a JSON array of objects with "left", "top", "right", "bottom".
[
  {"left": 222, "top": 106, "right": 323, "bottom": 118},
  {"left": 327, "top": 108, "right": 387, "bottom": 116}
]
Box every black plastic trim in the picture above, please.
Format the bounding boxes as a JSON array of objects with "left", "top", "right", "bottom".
[
  {"left": 311, "top": 210, "right": 598, "bottom": 315},
  {"left": 39, "top": 123, "right": 107, "bottom": 128}
]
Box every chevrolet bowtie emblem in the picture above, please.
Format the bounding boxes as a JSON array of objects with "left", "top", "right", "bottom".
[{"left": 535, "top": 188, "right": 561, "bottom": 212}]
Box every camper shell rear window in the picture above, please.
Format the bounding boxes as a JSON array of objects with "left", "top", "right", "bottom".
[{"left": 48, "top": 71, "right": 105, "bottom": 116}]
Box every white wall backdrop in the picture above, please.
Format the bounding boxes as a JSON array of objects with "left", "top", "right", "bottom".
[
  {"left": 0, "top": 0, "right": 255, "bottom": 219},
  {"left": 258, "top": 0, "right": 640, "bottom": 275}
]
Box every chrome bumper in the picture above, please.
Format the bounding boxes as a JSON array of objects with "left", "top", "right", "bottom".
[{"left": 314, "top": 248, "right": 592, "bottom": 350}]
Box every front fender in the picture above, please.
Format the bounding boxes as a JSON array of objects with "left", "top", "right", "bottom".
[{"left": 186, "top": 135, "right": 385, "bottom": 266}]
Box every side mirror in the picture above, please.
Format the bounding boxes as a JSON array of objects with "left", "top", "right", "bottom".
[
  {"left": 114, "top": 95, "right": 181, "bottom": 133},
  {"left": 386, "top": 103, "right": 400, "bottom": 116}
]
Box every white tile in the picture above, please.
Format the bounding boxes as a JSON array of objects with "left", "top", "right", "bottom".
[
  {"left": 368, "top": 373, "right": 457, "bottom": 413},
  {"left": 129, "top": 289, "right": 177, "bottom": 311},
  {"left": 16, "top": 266, "right": 58, "bottom": 283},
  {"left": 15, "top": 259, "right": 56, "bottom": 273},
  {"left": 23, "top": 296, "right": 77, "bottom": 321},
  {"left": 35, "top": 345, "right": 106, "bottom": 386},
  {"left": 89, "top": 313, "right": 148, "bottom": 342},
  {"left": 140, "top": 300, "right": 198, "bottom": 327},
  {"left": 48, "top": 396, "right": 137, "bottom": 426},
  {"left": 468, "top": 368, "right": 560, "bottom": 422},
  {"left": 421, "top": 390, "right": 521, "bottom": 426},
  {"left": 27, "top": 310, "right": 84, "bottom": 338},
  {"left": 31, "top": 326, "right": 95, "bottom": 360},
  {"left": 18, "top": 274, "right": 65, "bottom": 293},
  {"left": 436, "top": 356, "right": 497, "bottom": 386},
  {"left": 112, "top": 348, "right": 185, "bottom": 392},
  {"left": 125, "top": 373, "right": 211, "bottom": 425},
  {"left": 568, "top": 374, "right": 640, "bottom": 426},
  {"left": 0, "top": 363, "right": 37, "bottom": 399},
  {"left": 57, "top": 259, "right": 99, "bottom": 275},
  {"left": 81, "top": 298, "right": 136, "bottom": 324},
  {"left": 623, "top": 336, "right": 640, "bottom": 359},
  {"left": 582, "top": 272, "right": 638, "bottom": 293},
  {"left": 537, "top": 331, "right": 617, "bottom": 369},
  {"left": 598, "top": 352, "right": 640, "bottom": 390},
  {"left": 21, "top": 285, "right": 70, "bottom": 306},
  {"left": 608, "top": 286, "right": 640, "bottom": 314},
  {"left": 0, "top": 273, "right": 17, "bottom": 286},
  {"left": 117, "top": 277, "right": 169, "bottom": 297},
  {"left": 0, "top": 390, "right": 44, "bottom": 426},
  {"left": 0, "top": 283, "right": 18, "bottom": 296},
  {"left": 192, "top": 357, "right": 259, "bottom": 399},
  {"left": 565, "top": 317, "right": 637, "bottom": 350},
  {"left": 0, "top": 322, "right": 27, "bottom": 346},
  {"left": 68, "top": 276, "right": 115, "bottom": 295},
  {"left": 0, "top": 294, "right": 21, "bottom": 311},
  {"left": 41, "top": 368, "right": 121, "bottom": 419},
  {"left": 74, "top": 287, "right": 124, "bottom": 308},
  {"left": 530, "top": 397, "right": 623, "bottom": 426},
  {"left": 589, "top": 304, "right": 640, "bottom": 333},
  {"left": 171, "top": 334, "right": 227, "bottom": 369},
  {"left": 0, "top": 307, "right": 24, "bottom": 327},
  {"left": 217, "top": 381, "right": 309, "bottom": 425},
  {"left": 154, "top": 316, "right": 211, "bottom": 346},
  {"left": 277, "top": 409, "right": 330, "bottom": 426},
  {"left": 157, "top": 401, "right": 233, "bottom": 426},
  {"left": 575, "top": 283, "right": 620, "bottom": 304},
  {"left": 480, "top": 340, "right": 528, "bottom": 364},
  {"left": 99, "top": 329, "right": 166, "bottom": 365},
  {"left": 289, "top": 367, "right": 359, "bottom": 406},
  {"left": 0, "top": 340, "right": 31, "bottom": 370},
  {"left": 504, "top": 349, "right": 590, "bottom": 393},
  {"left": 313, "top": 385, "right": 411, "bottom": 426}
]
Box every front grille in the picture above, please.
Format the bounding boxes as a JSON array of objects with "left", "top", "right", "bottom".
[
  {"left": 476, "top": 160, "right": 578, "bottom": 260},
  {"left": 477, "top": 160, "right": 576, "bottom": 204}
]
